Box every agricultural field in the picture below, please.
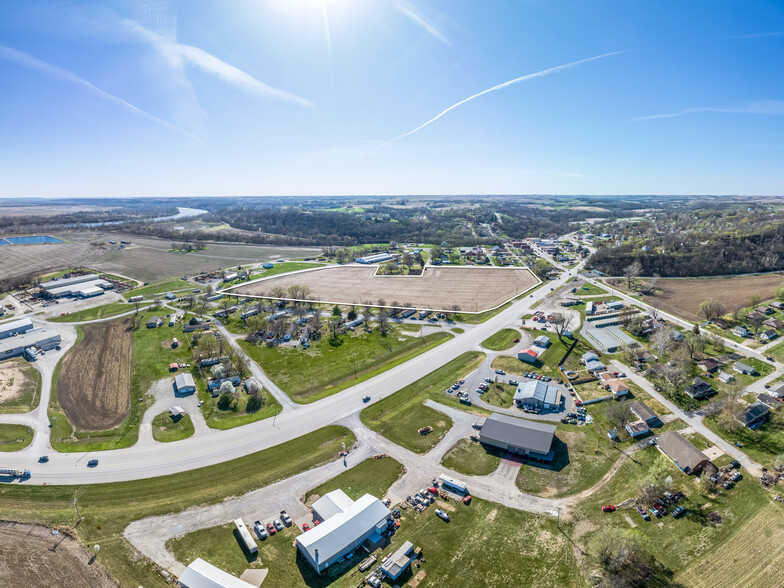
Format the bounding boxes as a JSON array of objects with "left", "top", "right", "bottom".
[
  {"left": 239, "top": 328, "right": 451, "bottom": 403},
  {"left": 441, "top": 439, "right": 504, "bottom": 475},
  {"left": 0, "top": 423, "right": 34, "bottom": 451},
  {"left": 0, "top": 522, "right": 117, "bottom": 587},
  {"left": 57, "top": 318, "right": 133, "bottom": 431},
  {"left": 361, "top": 352, "right": 487, "bottom": 453},
  {"left": 0, "top": 426, "right": 355, "bottom": 588},
  {"left": 169, "top": 497, "right": 579, "bottom": 588},
  {"left": 0, "top": 358, "right": 41, "bottom": 413},
  {"left": 632, "top": 274, "right": 784, "bottom": 320},
  {"left": 0, "top": 231, "right": 320, "bottom": 285},
  {"left": 231, "top": 265, "right": 538, "bottom": 313}
]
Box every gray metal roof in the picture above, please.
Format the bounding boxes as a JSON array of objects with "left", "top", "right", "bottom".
[
  {"left": 178, "top": 558, "right": 255, "bottom": 588},
  {"left": 514, "top": 381, "right": 559, "bottom": 405},
  {"left": 41, "top": 273, "right": 99, "bottom": 290},
  {"left": 629, "top": 401, "right": 657, "bottom": 422},
  {"left": 0, "top": 327, "right": 59, "bottom": 355},
  {"left": 174, "top": 373, "right": 195, "bottom": 389},
  {"left": 0, "top": 317, "right": 34, "bottom": 338},
  {"left": 480, "top": 413, "right": 556, "bottom": 454},
  {"left": 657, "top": 432, "right": 708, "bottom": 473},
  {"left": 381, "top": 541, "right": 414, "bottom": 578}
]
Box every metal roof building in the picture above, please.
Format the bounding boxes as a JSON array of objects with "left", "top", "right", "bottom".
[
  {"left": 45, "top": 278, "right": 112, "bottom": 298},
  {"left": 656, "top": 431, "right": 709, "bottom": 475},
  {"left": 41, "top": 273, "right": 99, "bottom": 291},
  {"left": 0, "top": 327, "right": 60, "bottom": 360},
  {"left": 0, "top": 318, "right": 34, "bottom": 340},
  {"left": 479, "top": 413, "right": 556, "bottom": 461},
  {"left": 174, "top": 373, "right": 196, "bottom": 394},
  {"left": 381, "top": 541, "right": 416, "bottom": 580},
  {"left": 513, "top": 380, "right": 561, "bottom": 410},
  {"left": 296, "top": 490, "right": 390, "bottom": 574},
  {"left": 177, "top": 558, "right": 255, "bottom": 588}
]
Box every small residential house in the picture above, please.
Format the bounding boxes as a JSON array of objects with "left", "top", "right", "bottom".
[
  {"left": 718, "top": 371, "right": 735, "bottom": 384},
  {"left": 380, "top": 541, "right": 417, "bottom": 580},
  {"left": 625, "top": 421, "right": 650, "bottom": 437},
  {"left": 756, "top": 306, "right": 773, "bottom": 315},
  {"left": 605, "top": 378, "right": 630, "bottom": 397},
  {"left": 747, "top": 310, "right": 766, "bottom": 323},
  {"left": 733, "top": 326, "right": 750, "bottom": 338},
  {"left": 697, "top": 358, "right": 719, "bottom": 373},
  {"left": 533, "top": 335, "right": 551, "bottom": 349},
  {"left": 733, "top": 361, "right": 757, "bottom": 375},
  {"left": 630, "top": 401, "right": 658, "bottom": 424},
  {"left": 764, "top": 318, "right": 784, "bottom": 330},
  {"left": 656, "top": 431, "right": 709, "bottom": 475},
  {"left": 671, "top": 330, "right": 684, "bottom": 342},
  {"left": 146, "top": 316, "right": 161, "bottom": 328},
  {"left": 757, "top": 393, "right": 781, "bottom": 409},
  {"left": 760, "top": 329, "right": 778, "bottom": 342},
  {"left": 736, "top": 401, "right": 770, "bottom": 429},
  {"left": 770, "top": 301, "right": 784, "bottom": 311},
  {"left": 582, "top": 352, "right": 599, "bottom": 364},
  {"left": 712, "top": 318, "right": 729, "bottom": 330},
  {"left": 685, "top": 377, "right": 714, "bottom": 399},
  {"left": 634, "top": 349, "right": 654, "bottom": 363},
  {"left": 585, "top": 359, "right": 606, "bottom": 374}
]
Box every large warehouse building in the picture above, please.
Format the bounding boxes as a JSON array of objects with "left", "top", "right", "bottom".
[
  {"left": 0, "top": 318, "right": 34, "bottom": 340},
  {"left": 296, "top": 489, "right": 390, "bottom": 573},
  {"left": 40, "top": 274, "right": 114, "bottom": 298},
  {"left": 513, "top": 380, "right": 561, "bottom": 410},
  {"left": 0, "top": 326, "right": 60, "bottom": 360},
  {"left": 479, "top": 413, "right": 557, "bottom": 462}
]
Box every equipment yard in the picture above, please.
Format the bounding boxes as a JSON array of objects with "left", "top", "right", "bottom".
[
  {"left": 231, "top": 265, "right": 539, "bottom": 312},
  {"left": 56, "top": 318, "right": 133, "bottom": 430}
]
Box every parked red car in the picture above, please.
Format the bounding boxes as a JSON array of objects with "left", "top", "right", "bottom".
[
  {"left": 601, "top": 505, "right": 616, "bottom": 513},
  {"left": 302, "top": 523, "right": 310, "bottom": 532},
  {"left": 463, "top": 495, "right": 472, "bottom": 506},
  {"left": 266, "top": 522, "right": 276, "bottom": 535},
  {"left": 428, "top": 487, "right": 439, "bottom": 495}
]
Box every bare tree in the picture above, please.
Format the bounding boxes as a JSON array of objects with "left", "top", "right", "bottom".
[
  {"left": 623, "top": 261, "right": 643, "bottom": 290},
  {"left": 650, "top": 326, "right": 672, "bottom": 359},
  {"left": 698, "top": 298, "right": 725, "bottom": 322},
  {"left": 550, "top": 313, "right": 574, "bottom": 342},
  {"left": 684, "top": 332, "right": 705, "bottom": 359},
  {"left": 605, "top": 400, "right": 633, "bottom": 430}
]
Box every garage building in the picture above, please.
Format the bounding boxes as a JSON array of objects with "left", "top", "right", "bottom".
[
  {"left": 513, "top": 380, "right": 561, "bottom": 410},
  {"left": 479, "top": 413, "right": 556, "bottom": 461},
  {"left": 178, "top": 558, "right": 255, "bottom": 588},
  {"left": 174, "top": 373, "right": 196, "bottom": 394}
]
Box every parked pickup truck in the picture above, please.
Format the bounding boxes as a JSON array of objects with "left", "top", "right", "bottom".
[
  {"left": 280, "top": 511, "right": 292, "bottom": 526},
  {"left": 254, "top": 520, "right": 268, "bottom": 539}
]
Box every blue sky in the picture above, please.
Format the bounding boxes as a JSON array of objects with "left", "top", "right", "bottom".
[{"left": 0, "top": 0, "right": 783, "bottom": 198}]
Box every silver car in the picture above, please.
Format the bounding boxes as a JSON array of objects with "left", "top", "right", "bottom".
[{"left": 273, "top": 518, "right": 283, "bottom": 531}]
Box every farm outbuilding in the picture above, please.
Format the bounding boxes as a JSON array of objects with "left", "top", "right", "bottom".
[
  {"left": 479, "top": 413, "right": 556, "bottom": 461},
  {"left": 174, "top": 373, "right": 196, "bottom": 394},
  {"left": 296, "top": 490, "right": 391, "bottom": 574},
  {"left": 381, "top": 541, "right": 416, "bottom": 580},
  {"left": 177, "top": 558, "right": 255, "bottom": 588},
  {"left": 517, "top": 348, "right": 541, "bottom": 363}
]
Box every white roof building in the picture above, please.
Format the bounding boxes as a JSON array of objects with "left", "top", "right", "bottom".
[
  {"left": 313, "top": 489, "right": 355, "bottom": 521},
  {"left": 0, "top": 317, "right": 34, "bottom": 340},
  {"left": 296, "top": 490, "right": 390, "bottom": 573},
  {"left": 174, "top": 373, "right": 196, "bottom": 393},
  {"left": 178, "top": 558, "right": 255, "bottom": 588}
]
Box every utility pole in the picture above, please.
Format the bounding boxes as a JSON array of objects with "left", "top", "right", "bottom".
[{"left": 73, "top": 497, "right": 82, "bottom": 525}]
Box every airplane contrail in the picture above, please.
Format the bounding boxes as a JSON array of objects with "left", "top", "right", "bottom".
[{"left": 394, "top": 51, "right": 625, "bottom": 141}]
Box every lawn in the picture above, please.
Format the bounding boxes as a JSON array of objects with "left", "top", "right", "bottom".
[
  {"left": 123, "top": 277, "right": 199, "bottom": 299},
  {"left": 198, "top": 387, "right": 281, "bottom": 430},
  {"left": 481, "top": 382, "right": 517, "bottom": 408},
  {"left": 481, "top": 328, "right": 521, "bottom": 351},
  {"left": 0, "top": 423, "right": 33, "bottom": 451},
  {"left": 441, "top": 439, "right": 503, "bottom": 475},
  {"left": 451, "top": 327, "right": 464, "bottom": 334},
  {"left": 577, "top": 283, "right": 608, "bottom": 296},
  {"left": 151, "top": 411, "right": 194, "bottom": 442},
  {"left": 255, "top": 261, "right": 325, "bottom": 278},
  {"left": 361, "top": 352, "right": 487, "bottom": 453},
  {"left": 0, "top": 426, "right": 355, "bottom": 588},
  {"left": 239, "top": 328, "right": 452, "bottom": 403},
  {"left": 170, "top": 497, "right": 580, "bottom": 588},
  {"left": 0, "top": 358, "right": 41, "bottom": 414},
  {"left": 702, "top": 415, "right": 784, "bottom": 469},
  {"left": 491, "top": 329, "right": 593, "bottom": 378},
  {"left": 516, "top": 424, "right": 620, "bottom": 498},
  {"left": 305, "top": 456, "right": 404, "bottom": 504},
  {"left": 572, "top": 445, "right": 773, "bottom": 584},
  {"left": 48, "top": 300, "right": 144, "bottom": 322}
]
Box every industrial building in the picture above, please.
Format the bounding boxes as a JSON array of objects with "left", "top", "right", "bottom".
[
  {"left": 296, "top": 490, "right": 391, "bottom": 574},
  {"left": 41, "top": 274, "right": 114, "bottom": 299},
  {"left": 0, "top": 326, "right": 60, "bottom": 360},
  {"left": 178, "top": 558, "right": 255, "bottom": 588},
  {"left": 355, "top": 252, "right": 395, "bottom": 264},
  {"left": 513, "top": 380, "right": 561, "bottom": 410},
  {"left": 0, "top": 318, "right": 34, "bottom": 340},
  {"left": 479, "top": 413, "right": 556, "bottom": 461},
  {"left": 174, "top": 373, "right": 196, "bottom": 394}
]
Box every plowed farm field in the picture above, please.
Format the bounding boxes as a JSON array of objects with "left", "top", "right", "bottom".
[
  {"left": 230, "top": 265, "right": 539, "bottom": 312},
  {"left": 57, "top": 318, "right": 133, "bottom": 430},
  {"left": 622, "top": 273, "right": 784, "bottom": 320}
]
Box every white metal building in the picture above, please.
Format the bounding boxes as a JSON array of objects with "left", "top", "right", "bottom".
[
  {"left": 174, "top": 373, "right": 196, "bottom": 394},
  {"left": 178, "top": 558, "right": 255, "bottom": 588},
  {"left": 0, "top": 318, "right": 34, "bottom": 340},
  {"left": 0, "top": 327, "right": 60, "bottom": 360},
  {"left": 296, "top": 490, "right": 390, "bottom": 574}
]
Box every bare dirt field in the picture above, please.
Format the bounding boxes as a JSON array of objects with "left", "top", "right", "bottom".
[
  {"left": 57, "top": 318, "right": 133, "bottom": 430},
  {"left": 0, "top": 231, "right": 320, "bottom": 284},
  {"left": 677, "top": 503, "right": 784, "bottom": 588},
  {"left": 231, "top": 265, "right": 538, "bottom": 312},
  {"left": 0, "top": 521, "right": 118, "bottom": 588},
  {"left": 0, "top": 359, "right": 38, "bottom": 413},
  {"left": 612, "top": 273, "right": 784, "bottom": 320}
]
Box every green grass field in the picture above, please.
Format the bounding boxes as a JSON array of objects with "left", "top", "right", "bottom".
[
  {"left": 0, "top": 426, "right": 355, "bottom": 588},
  {"left": 361, "top": 352, "right": 487, "bottom": 453},
  {"left": 481, "top": 382, "right": 517, "bottom": 408},
  {"left": 305, "top": 456, "right": 404, "bottom": 504},
  {"left": 492, "top": 329, "right": 590, "bottom": 378},
  {"left": 48, "top": 300, "right": 144, "bottom": 322},
  {"left": 481, "top": 328, "right": 521, "bottom": 351},
  {"left": 702, "top": 415, "right": 784, "bottom": 469},
  {"left": 151, "top": 411, "right": 194, "bottom": 442},
  {"left": 0, "top": 358, "right": 41, "bottom": 414},
  {"left": 198, "top": 387, "right": 281, "bottom": 430},
  {"left": 0, "top": 423, "right": 33, "bottom": 451},
  {"left": 441, "top": 439, "right": 503, "bottom": 475},
  {"left": 577, "top": 283, "right": 608, "bottom": 296},
  {"left": 240, "top": 328, "right": 452, "bottom": 403},
  {"left": 123, "top": 277, "right": 199, "bottom": 300}
]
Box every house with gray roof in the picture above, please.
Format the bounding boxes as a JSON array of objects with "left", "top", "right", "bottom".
[{"left": 656, "top": 431, "right": 709, "bottom": 475}]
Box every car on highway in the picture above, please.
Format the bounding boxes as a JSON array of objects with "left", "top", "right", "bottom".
[
  {"left": 38, "top": 456, "right": 49, "bottom": 463},
  {"left": 362, "top": 395, "right": 371, "bottom": 402},
  {"left": 87, "top": 459, "right": 99, "bottom": 467},
  {"left": 601, "top": 505, "right": 616, "bottom": 513},
  {"left": 254, "top": 520, "right": 268, "bottom": 539}
]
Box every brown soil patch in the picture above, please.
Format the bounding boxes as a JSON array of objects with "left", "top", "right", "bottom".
[
  {"left": 409, "top": 570, "right": 426, "bottom": 587},
  {"left": 231, "top": 265, "right": 538, "bottom": 313},
  {"left": 0, "top": 360, "right": 33, "bottom": 404},
  {"left": 57, "top": 318, "right": 132, "bottom": 430},
  {"left": 0, "top": 521, "right": 118, "bottom": 587},
  {"left": 619, "top": 274, "right": 784, "bottom": 320}
]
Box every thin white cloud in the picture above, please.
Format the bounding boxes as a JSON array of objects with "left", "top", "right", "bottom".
[
  {"left": 393, "top": 51, "right": 625, "bottom": 141},
  {"left": 720, "top": 31, "right": 784, "bottom": 40},
  {"left": 0, "top": 43, "right": 199, "bottom": 141},
  {"left": 394, "top": 1, "right": 450, "bottom": 47},
  {"left": 630, "top": 100, "right": 784, "bottom": 122}
]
